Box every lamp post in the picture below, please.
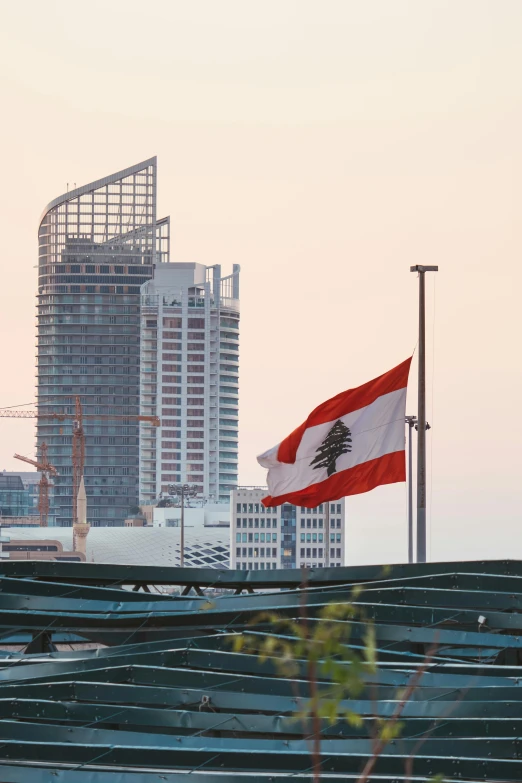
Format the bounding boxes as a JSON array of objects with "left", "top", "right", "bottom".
[{"left": 168, "top": 484, "right": 198, "bottom": 567}]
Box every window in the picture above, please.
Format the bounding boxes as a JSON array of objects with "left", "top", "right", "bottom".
[
  {"left": 272, "top": 533, "right": 277, "bottom": 542},
  {"left": 336, "top": 533, "right": 341, "bottom": 542},
  {"left": 300, "top": 533, "right": 305, "bottom": 542},
  {"left": 272, "top": 548, "right": 277, "bottom": 557},
  {"left": 266, "top": 533, "right": 271, "bottom": 543},
  {"left": 236, "top": 533, "right": 240, "bottom": 542},
  {"left": 254, "top": 533, "right": 259, "bottom": 543},
  {"left": 248, "top": 533, "right": 253, "bottom": 542},
  {"left": 242, "top": 533, "right": 247, "bottom": 542},
  {"left": 337, "top": 504, "right": 341, "bottom": 514}
]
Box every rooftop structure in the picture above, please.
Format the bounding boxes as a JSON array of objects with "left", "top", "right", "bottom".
[{"left": 0, "top": 558, "right": 518, "bottom": 780}]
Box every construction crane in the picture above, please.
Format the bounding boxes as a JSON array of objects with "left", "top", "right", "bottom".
[
  {"left": 1, "top": 401, "right": 160, "bottom": 523},
  {"left": 13, "top": 443, "right": 58, "bottom": 528}
]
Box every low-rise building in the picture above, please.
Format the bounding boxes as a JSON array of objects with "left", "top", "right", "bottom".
[
  {"left": 0, "top": 525, "right": 229, "bottom": 568},
  {"left": 230, "top": 487, "right": 346, "bottom": 570}
]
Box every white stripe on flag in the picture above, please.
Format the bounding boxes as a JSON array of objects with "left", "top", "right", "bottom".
[{"left": 266, "top": 388, "right": 406, "bottom": 499}]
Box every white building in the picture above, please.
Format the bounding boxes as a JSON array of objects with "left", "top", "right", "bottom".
[
  {"left": 230, "top": 487, "right": 346, "bottom": 570},
  {"left": 139, "top": 262, "right": 240, "bottom": 504},
  {"left": 0, "top": 525, "right": 230, "bottom": 569}
]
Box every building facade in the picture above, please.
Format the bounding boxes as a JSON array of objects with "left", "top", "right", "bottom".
[
  {"left": 139, "top": 262, "right": 239, "bottom": 504},
  {"left": 37, "top": 157, "right": 168, "bottom": 526},
  {"left": 230, "top": 487, "right": 346, "bottom": 570},
  {"left": 0, "top": 476, "right": 30, "bottom": 519},
  {"left": 0, "top": 526, "right": 228, "bottom": 569},
  {"left": 0, "top": 471, "right": 58, "bottom": 525}
]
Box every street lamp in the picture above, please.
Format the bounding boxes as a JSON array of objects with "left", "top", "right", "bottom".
[{"left": 168, "top": 484, "right": 198, "bottom": 567}]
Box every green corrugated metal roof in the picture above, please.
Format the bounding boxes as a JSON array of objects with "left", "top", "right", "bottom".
[{"left": 0, "top": 559, "right": 519, "bottom": 780}]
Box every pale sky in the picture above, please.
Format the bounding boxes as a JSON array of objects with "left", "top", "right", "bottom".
[{"left": 0, "top": 0, "right": 521, "bottom": 565}]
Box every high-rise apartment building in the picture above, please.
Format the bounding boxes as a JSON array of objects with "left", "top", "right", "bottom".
[
  {"left": 230, "top": 487, "right": 346, "bottom": 570},
  {"left": 139, "top": 263, "right": 239, "bottom": 504},
  {"left": 37, "top": 157, "right": 168, "bottom": 526}
]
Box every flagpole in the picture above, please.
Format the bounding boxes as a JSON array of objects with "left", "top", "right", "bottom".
[
  {"left": 405, "top": 415, "right": 417, "bottom": 564},
  {"left": 410, "top": 265, "right": 438, "bottom": 563}
]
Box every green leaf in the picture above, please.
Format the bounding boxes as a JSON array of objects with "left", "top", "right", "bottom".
[{"left": 345, "top": 710, "right": 364, "bottom": 728}]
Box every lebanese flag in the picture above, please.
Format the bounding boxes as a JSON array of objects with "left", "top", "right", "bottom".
[{"left": 258, "top": 357, "right": 412, "bottom": 508}]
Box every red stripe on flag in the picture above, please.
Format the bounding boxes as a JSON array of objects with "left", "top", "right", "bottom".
[
  {"left": 277, "top": 357, "right": 412, "bottom": 465},
  {"left": 262, "top": 450, "right": 406, "bottom": 508}
]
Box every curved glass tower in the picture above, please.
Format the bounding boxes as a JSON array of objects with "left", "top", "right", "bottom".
[{"left": 37, "top": 158, "right": 165, "bottom": 526}]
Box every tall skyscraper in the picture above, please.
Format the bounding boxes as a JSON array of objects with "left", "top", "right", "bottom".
[
  {"left": 139, "top": 262, "right": 239, "bottom": 504},
  {"left": 37, "top": 157, "right": 168, "bottom": 526}
]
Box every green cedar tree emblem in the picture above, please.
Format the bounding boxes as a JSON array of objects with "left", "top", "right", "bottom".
[{"left": 309, "top": 419, "right": 352, "bottom": 477}]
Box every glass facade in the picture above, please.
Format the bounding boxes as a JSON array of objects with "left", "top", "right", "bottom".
[
  {"left": 37, "top": 158, "right": 162, "bottom": 526},
  {"left": 0, "top": 476, "right": 31, "bottom": 518}
]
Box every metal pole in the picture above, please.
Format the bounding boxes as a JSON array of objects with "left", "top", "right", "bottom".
[
  {"left": 405, "top": 416, "right": 416, "bottom": 564},
  {"left": 408, "top": 421, "right": 413, "bottom": 564},
  {"left": 180, "top": 485, "right": 185, "bottom": 568},
  {"left": 410, "top": 265, "right": 438, "bottom": 563},
  {"left": 325, "top": 501, "right": 330, "bottom": 568}
]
